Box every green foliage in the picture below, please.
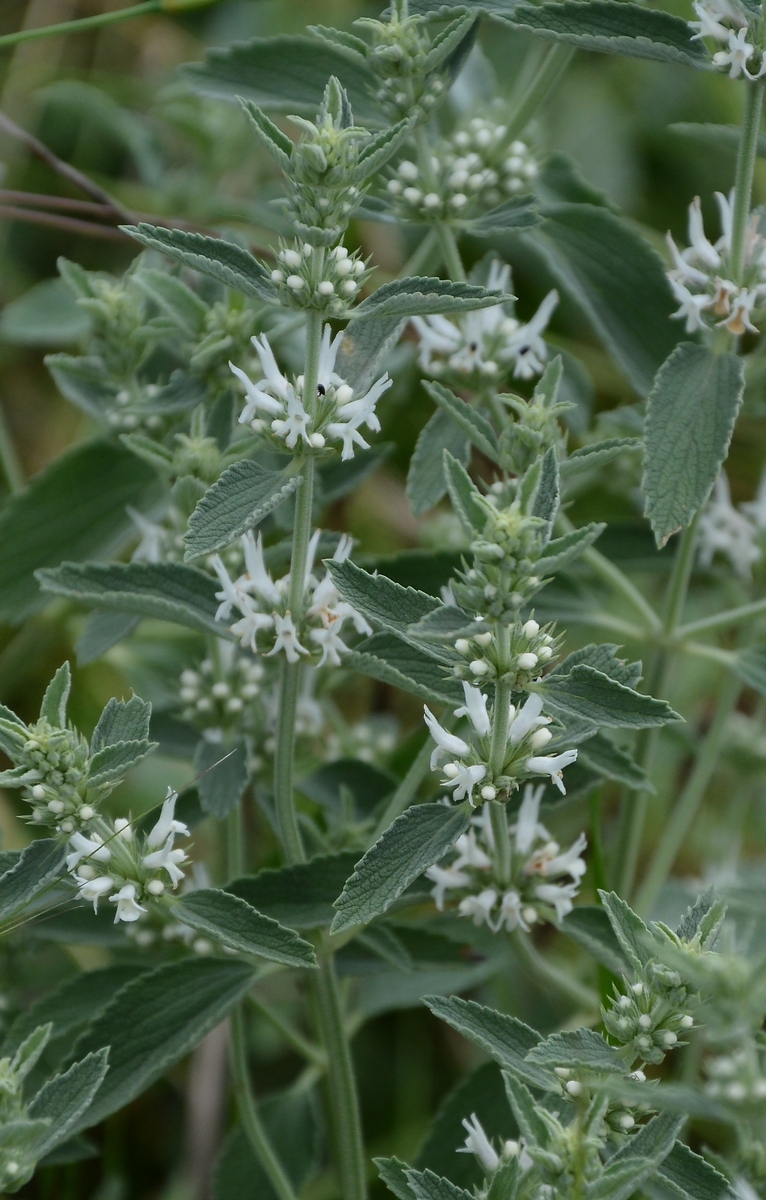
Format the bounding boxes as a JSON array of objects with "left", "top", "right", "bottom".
[
  {"left": 174, "top": 888, "right": 317, "bottom": 967},
  {"left": 185, "top": 461, "right": 303, "bottom": 558}
]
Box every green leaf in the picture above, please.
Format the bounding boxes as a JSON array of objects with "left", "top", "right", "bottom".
[
  {"left": 443, "top": 452, "right": 489, "bottom": 536},
  {"left": 643, "top": 343, "right": 745, "bottom": 547},
  {"left": 0, "top": 277, "right": 89, "bottom": 347},
  {"left": 298, "top": 758, "right": 396, "bottom": 818},
  {"left": 0, "top": 439, "right": 161, "bottom": 622},
  {"left": 423, "top": 381, "right": 501, "bottom": 463},
  {"left": 560, "top": 906, "right": 628, "bottom": 975},
  {"left": 423, "top": 996, "right": 557, "bottom": 1091},
  {"left": 502, "top": 1072, "right": 551, "bottom": 1147},
  {"left": 174, "top": 888, "right": 317, "bottom": 968},
  {"left": 529, "top": 203, "right": 682, "bottom": 396},
  {"left": 37, "top": 561, "right": 224, "bottom": 637},
  {"left": 670, "top": 121, "right": 766, "bottom": 157},
  {"left": 183, "top": 35, "right": 382, "bottom": 125},
  {"left": 610, "top": 1113, "right": 684, "bottom": 1168},
  {"left": 228, "top": 851, "right": 360, "bottom": 929},
  {"left": 213, "top": 1089, "right": 320, "bottom": 1200},
  {"left": 405, "top": 1168, "right": 473, "bottom": 1200},
  {"left": 467, "top": 195, "right": 541, "bottom": 234},
  {"left": 124, "top": 225, "right": 276, "bottom": 303},
  {"left": 318, "top": 443, "right": 393, "bottom": 507},
  {"left": 239, "top": 98, "right": 294, "bottom": 172},
  {"left": 91, "top": 696, "right": 152, "bottom": 754},
  {"left": 733, "top": 645, "right": 766, "bottom": 696},
  {"left": 655, "top": 1140, "right": 733, "bottom": 1200},
  {"left": 355, "top": 117, "right": 416, "bottom": 184},
  {"left": 526, "top": 1028, "right": 625, "bottom": 1073},
  {"left": 531, "top": 446, "right": 560, "bottom": 533},
  {"left": 193, "top": 739, "right": 249, "bottom": 818},
  {"left": 536, "top": 664, "right": 679, "bottom": 729},
  {"left": 330, "top": 802, "right": 471, "bottom": 934},
  {"left": 0, "top": 839, "right": 67, "bottom": 923},
  {"left": 28, "top": 1050, "right": 110, "bottom": 1160},
  {"left": 336, "top": 314, "right": 407, "bottom": 394},
  {"left": 377, "top": 1157, "right": 417, "bottom": 1200},
  {"left": 39, "top": 662, "right": 71, "bottom": 726},
  {"left": 2, "top": 965, "right": 142, "bottom": 1056},
  {"left": 552, "top": 643, "right": 642, "bottom": 689},
  {"left": 416, "top": 1061, "right": 516, "bottom": 1189},
  {"left": 340, "top": 633, "right": 463, "bottom": 706},
  {"left": 327, "top": 559, "right": 441, "bottom": 638},
  {"left": 599, "top": 890, "right": 654, "bottom": 972},
  {"left": 185, "top": 461, "right": 302, "bottom": 559},
  {"left": 538, "top": 523, "right": 606, "bottom": 573},
  {"left": 585, "top": 1157, "right": 657, "bottom": 1200},
  {"left": 76, "top": 611, "right": 140, "bottom": 665},
  {"left": 407, "top": 409, "right": 470, "bottom": 517},
  {"left": 560, "top": 438, "right": 642, "bottom": 478},
  {"left": 578, "top": 732, "right": 653, "bottom": 791},
  {"left": 70, "top": 958, "right": 257, "bottom": 1131},
  {"left": 505, "top": 1, "right": 708, "bottom": 67},
  {"left": 355, "top": 277, "right": 511, "bottom": 320},
  {"left": 133, "top": 268, "right": 207, "bottom": 337}
]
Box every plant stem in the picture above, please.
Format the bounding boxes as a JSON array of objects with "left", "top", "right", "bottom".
[
  {"left": 0, "top": 2, "right": 160, "bottom": 49},
  {"left": 489, "top": 800, "right": 512, "bottom": 886},
  {"left": 312, "top": 946, "right": 367, "bottom": 1200},
  {"left": 678, "top": 597, "right": 766, "bottom": 638},
  {"left": 437, "top": 224, "right": 466, "bottom": 282},
  {"left": 229, "top": 1008, "right": 297, "bottom": 1200},
  {"left": 0, "top": 401, "right": 24, "bottom": 493},
  {"left": 274, "top": 659, "right": 307, "bottom": 863},
  {"left": 400, "top": 227, "right": 441, "bottom": 278},
  {"left": 635, "top": 672, "right": 741, "bottom": 915},
  {"left": 730, "top": 81, "right": 764, "bottom": 283},
  {"left": 247, "top": 994, "right": 326, "bottom": 1067},
  {"left": 511, "top": 928, "right": 599, "bottom": 1012},
  {"left": 504, "top": 44, "right": 575, "bottom": 143},
  {"left": 614, "top": 516, "right": 699, "bottom": 899},
  {"left": 557, "top": 513, "right": 660, "bottom": 632}
]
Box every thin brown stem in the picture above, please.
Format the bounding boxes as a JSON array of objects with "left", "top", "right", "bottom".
[{"left": 0, "top": 204, "right": 129, "bottom": 240}]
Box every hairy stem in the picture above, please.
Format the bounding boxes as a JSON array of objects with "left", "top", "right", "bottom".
[
  {"left": 229, "top": 1008, "right": 297, "bottom": 1200},
  {"left": 504, "top": 44, "right": 575, "bottom": 143},
  {"left": 635, "top": 672, "right": 741, "bottom": 915},
  {"left": 437, "top": 224, "right": 466, "bottom": 282},
  {"left": 730, "top": 81, "right": 764, "bottom": 283},
  {"left": 0, "top": 400, "right": 24, "bottom": 493},
  {"left": 489, "top": 800, "right": 512, "bottom": 886},
  {"left": 678, "top": 597, "right": 766, "bottom": 638},
  {"left": 511, "top": 928, "right": 599, "bottom": 1012}
]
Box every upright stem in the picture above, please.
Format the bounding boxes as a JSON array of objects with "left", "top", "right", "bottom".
[
  {"left": 730, "top": 82, "right": 764, "bottom": 283},
  {"left": 635, "top": 672, "right": 741, "bottom": 915},
  {"left": 0, "top": 401, "right": 24, "bottom": 493},
  {"left": 489, "top": 801, "right": 512, "bottom": 886},
  {"left": 414, "top": 127, "right": 466, "bottom": 283},
  {"left": 274, "top": 658, "right": 307, "bottom": 863},
  {"left": 0, "top": 2, "right": 160, "bottom": 48},
  {"left": 489, "top": 625, "right": 512, "bottom": 777},
  {"left": 511, "top": 929, "right": 599, "bottom": 1012},
  {"left": 557, "top": 513, "right": 660, "bottom": 632},
  {"left": 312, "top": 947, "right": 368, "bottom": 1200},
  {"left": 614, "top": 517, "right": 699, "bottom": 899},
  {"left": 504, "top": 44, "right": 575, "bottom": 143}
]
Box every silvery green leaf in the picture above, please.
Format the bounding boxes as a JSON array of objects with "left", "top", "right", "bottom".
[
  {"left": 416, "top": 1061, "right": 513, "bottom": 1187},
  {"left": 309, "top": 25, "right": 370, "bottom": 67},
  {"left": 12, "top": 1024, "right": 52, "bottom": 1079},
  {"left": 88, "top": 739, "right": 156, "bottom": 786},
  {"left": 228, "top": 851, "right": 360, "bottom": 929},
  {"left": 560, "top": 438, "right": 642, "bottom": 477},
  {"left": 560, "top": 906, "right": 628, "bottom": 975},
  {"left": 355, "top": 277, "right": 512, "bottom": 319},
  {"left": 239, "top": 98, "right": 294, "bottom": 172},
  {"left": 578, "top": 731, "right": 653, "bottom": 790},
  {"left": 407, "top": 410, "right": 470, "bottom": 517},
  {"left": 424, "top": 995, "right": 557, "bottom": 1090},
  {"left": 655, "top": 1140, "right": 733, "bottom": 1200},
  {"left": 343, "top": 633, "right": 463, "bottom": 706},
  {"left": 0, "top": 439, "right": 161, "bottom": 623},
  {"left": 503, "top": 1072, "right": 552, "bottom": 1146},
  {"left": 123, "top": 225, "right": 276, "bottom": 303},
  {"left": 185, "top": 461, "right": 302, "bottom": 559},
  {"left": 643, "top": 343, "right": 744, "bottom": 547},
  {"left": 585, "top": 1157, "right": 657, "bottom": 1200},
  {"left": 0, "top": 839, "right": 67, "bottom": 923},
  {"left": 330, "top": 802, "right": 471, "bottom": 934},
  {"left": 423, "top": 380, "right": 501, "bottom": 462},
  {"left": 405, "top": 1168, "right": 473, "bottom": 1200},
  {"left": 2, "top": 965, "right": 141, "bottom": 1056},
  {"left": 733, "top": 645, "right": 766, "bottom": 696},
  {"left": 423, "top": 12, "right": 479, "bottom": 72},
  {"left": 91, "top": 696, "right": 152, "bottom": 754},
  {"left": 670, "top": 121, "right": 766, "bottom": 157},
  {"left": 357, "top": 925, "right": 413, "bottom": 973},
  {"left": 37, "top": 562, "right": 225, "bottom": 637},
  {"left": 354, "top": 117, "right": 415, "bottom": 184},
  {"left": 466, "top": 195, "right": 541, "bottom": 235},
  {"left": 526, "top": 1028, "right": 625, "bottom": 1073},
  {"left": 132, "top": 268, "right": 207, "bottom": 336},
  {"left": 0, "top": 277, "right": 89, "bottom": 347},
  {"left": 76, "top": 612, "right": 141, "bottom": 665},
  {"left": 27, "top": 1049, "right": 110, "bottom": 1160},
  {"left": 609, "top": 1113, "right": 684, "bottom": 1169},
  {"left": 174, "top": 889, "right": 317, "bottom": 968},
  {"left": 377, "top": 1157, "right": 417, "bottom": 1200},
  {"left": 39, "top": 662, "right": 71, "bottom": 726},
  {"left": 599, "top": 890, "right": 655, "bottom": 972},
  {"left": 528, "top": 203, "right": 682, "bottom": 396},
  {"left": 45, "top": 355, "right": 113, "bottom": 420},
  {"left": 505, "top": 1, "right": 708, "bottom": 67},
  {"left": 327, "top": 559, "right": 441, "bottom": 637},
  {"left": 193, "top": 739, "right": 249, "bottom": 818},
  {"left": 534, "top": 664, "right": 680, "bottom": 728},
  {"left": 552, "top": 643, "right": 642, "bottom": 689},
  {"left": 443, "top": 451, "right": 489, "bottom": 536},
  {"left": 538, "top": 523, "right": 606, "bottom": 573},
  {"left": 336, "top": 314, "right": 406, "bottom": 393},
  {"left": 531, "top": 446, "right": 560, "bottom": 533},
  {"left": 70, "top": 958, "right": 257, "bottom": 1131}
]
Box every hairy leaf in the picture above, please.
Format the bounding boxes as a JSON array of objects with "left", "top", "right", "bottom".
[
  {"left": 185, "top": 461, "right": 302, "bottom": 558},
  {"left": 124, "top": 225, "right": 276, "bottom": 302},
  {"left": 408, "top": 409, "right": 470, "bottom": 517},
  {"left": 355, "top": 277, "right": 511, "bottom": 319},
  {"left": 174, "top": 888, "right": 317, "bottom": 968},
  {"left": 0, "top": 839, "right": 67, "bottom": 923},
  {"left": 424, "top": 996, "right": 557, "bottom": 1090}
]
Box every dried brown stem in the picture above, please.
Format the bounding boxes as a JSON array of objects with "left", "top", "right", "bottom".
[{"left": 0, "top": 204, "right": 129, "bottom": 239}]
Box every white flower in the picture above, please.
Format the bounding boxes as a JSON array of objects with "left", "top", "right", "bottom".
[
  {"left": 66, "top": 831, "right": 111, "bottom": 871},
  {"left": 497, "top": 889, "right": 529, "bottom": 932},
  {"left": 712, "top": 27, "right": 755, "bottom": 77},
  {"left": 535, "top": 880, "right": 579, "bottom": 922},
  {"left": 266, "top": 612, "right": 310, "bottom": 663},
  {"left": 668, "top": 278, "right": 711, "bottom": 333},
  {"left": 76, "top": 874, "right": 114, "bottom": 912},
  {"left": 146, "top": 788, "right": 189, "bottom": 849},
  {"left": 453, "top": 829, "right": 492, "bottom": 870},
  {"left": 690, "top": 0, "right": 747, "bottom": 40},
  {"left": 454, "top": 682, "right": 491, "bottom": 737},
  {"left": 458, "top": 887, "right": 498, "bottom": 927},
  {"left": 230, "top": 599, "right": 275, "bottom": 652},
  {"left": 423, "top": 707, "right": 471, "bottom": 769},
  {"left": 142, "top": 839, "right": 188, "bottom": 887},
  {"left": 508, "top": 693, "right": 550, "bottom": 744},
  {"left": 110, "top": 882, "right": 147, "bottom": 923},
  {"left": 524, "top": 832, "right": 588, "bottom": 880},
  {"left": 457, "top": 1113, "right": 500, "bottom": 1173},
  {"left": 502, "top": 290, "right": 559, "bottom": 380},
  {"left": 740, "top": 466, "right": 766, "bottom": 529},
  {"left": 445, "top": 762, "right": 487, "bottom": 803},
  {"left": 242, "top": 531, "right": 283, "bottom": 606},
  {"left": 688, "top": 196, "right": 722, "bottom": 269},
  {"left": 127, "top": 506, "right": 166, "bottom": 564},
  {"left": 426, "top": 862, "right": 472, "bottom": 909},
  {"left": 526, "top": 749, "right": 579, "bottom": 794},
  {"left": 513, "top": 784, "right": 548, "bottom": 854},
  {"left": 698, "top": 473, "right": 761, "bottom": 578}
]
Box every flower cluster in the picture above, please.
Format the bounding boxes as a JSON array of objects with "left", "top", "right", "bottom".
[
  {"left": 66, "top": 788, "right": 190, "bottom": 923},
  {"left": 350, "top": 5, "right": 450, "bottom": 121},
  {"left": 178, "top": 648, "right": 265, "bottom": 739},
  {"left": 698, "top": 471, "right": 765, "bottom": 579},
  {"left": 427, "top": 784, "right": 587, "bottom": 931},
  {"left": 424, "top": 685, "right": 577, "bottom": 804},
  {"left": 231, "top": 326, "right": 391, "bottom": 459},
  {"left": 667, "top": 192, "right": 766, "bottom": 336},
  {"left": 213, "top": 531, "right": 371, "bottom": 666},
  {"left": 412, "top": 262, "right": 558, "bottom": 384},
  {"left": 691, "top": 0, "right": 765, "bottom": 79},
  {"left": 452, "top": 616, "right": 559, "bottom": 688},
  {"left": 704, "top": 1047, "right": 766, "bottom": 1104},
  {"left": 458, "top": 1113, "right": 523, "bottom": 1180},
  {"left": 603, "top": 976, "right": 695, "bottom": 1066},
  {"left": 387, "top": 123, "right": 538, "bottom": 223},
  {"left": 268, "top": 242, "right": 370, "bottom": 315}
]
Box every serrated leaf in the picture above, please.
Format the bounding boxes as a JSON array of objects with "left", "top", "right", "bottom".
[
  {"left": 408, "top": 409, "right": 470, "bottom": 517},
  {"left": 37, "top": 561, "right": 224, "bottom": 637},
  {"left": 0, "top": 839, "right": 67, "bottom": 924},
  {"left": 335, "top": 314, "right": 407, "bottom": 393},
  {"left": 354, "top": 117, "right": 415, "bottom": 183},
  {"left": 552, "top": 643, "right": 642, "bottom": 689},
  {"left": 133, "top": 268, "right": 207, "bottom": 336},
  {"left": 443, "top": 452, "right": 488, "bottom": 536},
  {"left": 423, "top": 380, "right": 501, "bottom": 462},
  {"left": 185, "top": 461, "right": 302, "bottom": 558},
  {"left": 643, "top": 343, "right": 745, "bottom": 546},
  {"left": 91, "top": 696, "right": 152, "bottom": 754},
  {"left": 531, "top": 446, "right": 560, "bottom": 532},
  {"left": 599, "top": 890, "right": 654, "bottom": 972},
  {"left": 528, "top": 204, "right": 682, "bottom": 396},
  {"left": 505, "top": 1, "right": 708, "bottom": 67},
  {"left": 561, "top": 437, "right": 642, "bottom": 477},
  {"left": 536, "top": 664, "right": 679, "bottom": 729},
  {"left": 377, "top": 1157, "right": 417, "bottom": 1200},
  {"left": 174, "top": 888, "right": 316, "bottom": 968},
  {"left": 39, "top": 663, "right": 71, "bottom": 726},
  {"left": 610, "top": 1113, "right": 684, "bottom": 1167},
  {"left": 424, "top": 996, "right": 557, "bottom": 1090},
  {"left": 405, "top": 1167, "right": 473, "bottom": 1200},
  {"left": 228, "top": 851, "right": 360, "bottom": 929},
  {"left": 239, "top": 98, "right": 294, "bottom": 172},
  {"left": 526, "top": 1027, "right": 625, "bottom": 1073},
  {"left": 70, "top": 958, "right": 256, "bottom": 1131},
  {"left": 355, "top": 277, "right": 511, "bottom": 319},
  {"left": 327, "top": 559, "right": 441, "bottom": 637},
  {"left": 193, "top": 739, "right": 249, "bottom": 818},
  {"left": 467, "top": 195, "right": 541, "bottom": 234},
  {"left": 655, "top": 1140, "right": 732, "bottom": 1200},
  {"left": 2, "top": 965, "right": 142, "bottom": 1056},
  {"left": 88, "top": 739, "right": 155, "bottom": 786},
  {"left": 538, "top": 523, "right": 605, "bottom": 573},
  {"left": 28, "top": 1050, "right": 110, "bottom": 1160},
  {"left": 330, "top": 803, "right": 471, "bottom": 934},
  {"left": 0, "top": 439, "right": 161, "bottom": 622},
  {"left": 343, "top": 633, "right": 463, "bottom": 706},
  {"left": 124, "top": 224, "right": 276, "bottom": 302},
  {"left": 503, "top": 1071, "right": 551, "bottom": 1146},
  {"left": 579, "top": 732, "right": 653, "bottom": 790},
  {"left": 586, "top": 1157, "right": 656, "bottom": 1200}
]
